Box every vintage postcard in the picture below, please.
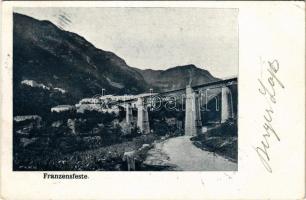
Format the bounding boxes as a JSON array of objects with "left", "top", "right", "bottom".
[{"left": 0, "top": 1, "right": 305, "bottom": 199}]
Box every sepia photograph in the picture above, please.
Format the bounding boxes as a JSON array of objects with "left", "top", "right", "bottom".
[{"left": 12, "top": 7, "right": 239, "bottom": 171}]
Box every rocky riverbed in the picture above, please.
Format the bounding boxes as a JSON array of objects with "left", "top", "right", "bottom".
[{"left": 143, "top": 136, "right": 237, "bottom": 171}]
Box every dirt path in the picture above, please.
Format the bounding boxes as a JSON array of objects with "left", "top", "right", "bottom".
[{"left": 144, "top": 136, "right": 237, "bottom": 171}]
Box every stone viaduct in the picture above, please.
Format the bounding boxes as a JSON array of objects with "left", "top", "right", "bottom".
[{"left": 121, "top": 77, "right": 237, "bottom": 136}]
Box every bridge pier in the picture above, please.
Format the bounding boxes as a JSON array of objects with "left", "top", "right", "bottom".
[
  {"left": 137, "top": 98, "right": 150, "bottom": 134},
  {"left": 125, "top": 103, "right": 133, "bottom": 124},
  {"left": 221, "top": 87, "right": 234, "bottom": 123},
  {"left": 185, "top": 85, "right": 202, "bottom": 136}
]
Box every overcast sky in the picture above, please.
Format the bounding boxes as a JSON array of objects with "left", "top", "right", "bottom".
[{"left": 15, "top": 7, "right": 238, "bottom": 78}]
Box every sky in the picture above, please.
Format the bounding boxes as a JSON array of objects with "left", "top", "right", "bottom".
[{"left": 14, "top": 7, "right": 238, "bottom": 78}]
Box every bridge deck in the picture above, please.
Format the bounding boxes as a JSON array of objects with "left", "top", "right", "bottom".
[{"left": 121, "top": 77, "right": 237, "bottom": 103}]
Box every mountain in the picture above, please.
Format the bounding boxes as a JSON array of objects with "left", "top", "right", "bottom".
[
  {"left": 13, "top": 13, "right": 148, "bottom": 96},
  {"left": 134, "top": 64, "right": 219, "bottom": 92},
  {"left": 13, "top": 13, "right": 220, "bottom": 116},
  {"left": 13, "top": 13, "right": 149, "bottom": 115}
]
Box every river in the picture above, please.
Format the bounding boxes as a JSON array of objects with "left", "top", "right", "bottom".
[{"left": 144, "top": 136, "right": 237, "bottom": 171}]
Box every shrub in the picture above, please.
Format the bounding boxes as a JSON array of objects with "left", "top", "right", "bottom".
[{"left": 206, "top": 118, "right": 237, "bottom": 137}]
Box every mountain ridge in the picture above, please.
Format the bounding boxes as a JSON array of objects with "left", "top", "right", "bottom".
[
  {"left": 13, "top": 12, "right": 220, "bottom": 116},
  {"left": 134, "top": 64, "right": 219, "bottom": 91}
]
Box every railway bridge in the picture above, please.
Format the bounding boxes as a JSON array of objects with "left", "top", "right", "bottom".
[{"left": 120, "top": 77, "right": 237, "bottom": 136}]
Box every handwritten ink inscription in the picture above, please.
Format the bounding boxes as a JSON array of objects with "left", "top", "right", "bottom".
[{"left": 255, "top": 59, "right": 285, "bottom": 173}]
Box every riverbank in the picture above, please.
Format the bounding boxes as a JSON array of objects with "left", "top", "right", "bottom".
[{"left": 191, "top": 135, "right": 237, "bottom": 162}]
